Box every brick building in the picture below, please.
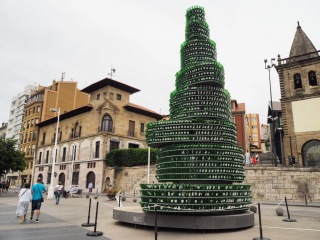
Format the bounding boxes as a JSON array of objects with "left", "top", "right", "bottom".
[
  {"left": 20, "top": 80, "right": 90, "bottom": 184},
  {"left": 230, "top": 99, "right": 247, "bottom": 153}
]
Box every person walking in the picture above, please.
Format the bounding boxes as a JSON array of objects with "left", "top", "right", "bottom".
[
  {"left": 88, "top": 182, "right": 93, "bottom": 193},
  {"left": 17, "top": 183, "right": 32, "bottom": 224},
  {"left": 245, "top": 150, "right": 251, "bottom": 166},
  {"left": 30, "top": 177, "right": 46, "bottom": 223},
  {"left": 255, "top": 152, "right": 260, "bottom": 165},
  {"left": 5, "top": 181, "right": 10, "bottom": 193},
  {"left": 15, "top": 184, "right": 21, "bottom": 195},
  {"left": 54, "top": 181, "right": 63, "bottom": 205}
]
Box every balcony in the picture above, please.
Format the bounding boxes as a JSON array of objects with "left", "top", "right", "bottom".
[
  {"left": 98, "top": 126, "right": 114, "bottom": 133},
  {"left": 69, "top": 132, "right": 81, "bottom": 139}
]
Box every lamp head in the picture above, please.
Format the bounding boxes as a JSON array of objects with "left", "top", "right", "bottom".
[
  {"left": 268, "top": 116, "right": 278, "bottom": 121},
  {"left": 50, "top": 108, "right": 59, "bottom": 112}
]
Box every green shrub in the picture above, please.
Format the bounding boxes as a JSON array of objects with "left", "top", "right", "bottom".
[{"left": 105, "top": 148, "right": 157, "bottom": 167}]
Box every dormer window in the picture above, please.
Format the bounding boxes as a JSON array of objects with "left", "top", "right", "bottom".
[
  {"left": 308, "top": 71, "right": 317, "bottom": 86},
  {"left": 294, "top": 73, "right": 302, "bottom": 89}
]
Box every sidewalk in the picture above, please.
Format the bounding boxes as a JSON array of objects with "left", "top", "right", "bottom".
[{"left": 1, "top": 189, "right": 320, "bottom": 240}]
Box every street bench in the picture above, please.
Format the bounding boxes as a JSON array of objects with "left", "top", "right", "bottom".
[{"left": 72, "top": 189, "right": 83, "bottom": 198}]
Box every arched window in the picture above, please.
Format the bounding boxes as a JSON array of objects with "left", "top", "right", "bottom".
[
  {"left": 308, "top": 71, "right": 317, "bottom": 86},
  {"left": 105, "top": 177, "right": 111, "bottom": 190},
  {"left": 73, "top": 122, "right": 81, "bottom": 138},
  {"left": 294, "top": 73, "right": 302, "bottom": 89},
  {"left": 101, "top": 114, "right": 113, "bottom": 132},
  {"left": 302, "top": 140, "right": 320, "bottom": 167},
  {"left": 58, "top": 172, "right": 65, "bottom": 186}
]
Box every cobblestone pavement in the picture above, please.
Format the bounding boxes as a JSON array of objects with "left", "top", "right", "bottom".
[{"left": 1, "top": 190, "right": 320, "bottom": 240}]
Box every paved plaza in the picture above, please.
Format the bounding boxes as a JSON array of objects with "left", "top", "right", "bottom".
[{"left": 0, "top": 190, "right": 319, "bottom": 240}]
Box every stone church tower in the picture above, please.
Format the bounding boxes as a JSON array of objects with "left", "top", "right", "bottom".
[{"left": 276, "top": 22, "right": 320, "bottom": 167}]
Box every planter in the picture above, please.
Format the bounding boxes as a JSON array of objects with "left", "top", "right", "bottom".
[
  {"left": 106, "top": 194, "right": 116, "bottom": 200},
  {"left": 86, "top": 194, "right": 90, "bottom": 198}
]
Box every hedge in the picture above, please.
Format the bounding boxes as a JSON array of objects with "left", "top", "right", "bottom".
[{"left": 105, "top": 148, "right": 157, "bottom": 167}]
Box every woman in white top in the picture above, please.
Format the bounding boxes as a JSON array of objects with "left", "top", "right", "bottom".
[
  {"left": 18, "top": 183, "right": 33, "bottom": 224},
  {"left": 54, "top": 181, "right": 63, "bottom": 205}
]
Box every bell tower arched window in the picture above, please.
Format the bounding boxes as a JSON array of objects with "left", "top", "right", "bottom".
[
  {"left": 101, "top": 114, "right": 113, "bottom": 132},
  {"left": 294, "top": 73, "right": 302, "bottom": 89},
  {"left": 308, "top": 71, "right": 317, "bottom": 86}
]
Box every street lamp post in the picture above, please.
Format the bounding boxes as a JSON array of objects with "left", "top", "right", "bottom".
[
  {"left": 264, "top": 58, "right": 277, "bottom": 167},
  {"left": 277, "top": 128, "right": 284, "bottom": 166},
  {"left": 47, "top": 108, "right": 60, "bottom": 199}
]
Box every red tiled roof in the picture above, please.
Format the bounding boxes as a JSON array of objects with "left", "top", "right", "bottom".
[{"left": 124, "top": 103, "right": 162, "bottom": 120}]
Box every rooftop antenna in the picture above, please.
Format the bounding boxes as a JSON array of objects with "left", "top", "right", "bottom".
[
  {"left": 61, "top": 72, "right": 65, "bottom": 81},
  {"left": 108, "top": 66, "right": 116, "bottom": 79}
]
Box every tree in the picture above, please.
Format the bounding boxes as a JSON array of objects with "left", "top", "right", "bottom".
[
  {"left": 0, "top": 138, "right": 26, "bottom": 176},
  {"left": 105, "top": 148, "right": 157, "bottom": 167}
]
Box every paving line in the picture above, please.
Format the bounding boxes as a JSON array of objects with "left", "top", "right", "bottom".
[
  {"left": 287, "top": 208, "right": 320, "bottom": 212},
  {"left": 0, "top": 212, "right": 17, "bottom": 215},
  {"left": 90, "top": 198, "right": 116, "bottom": 208},
  {"left": 261, "top": 226, "right": 320, "bottom": 232},
  {"left": 0, "top": 221, "right": 75, "bottom": 231},
  {"left": 263, "top": 206, "right": 320, "bottom": 212}
]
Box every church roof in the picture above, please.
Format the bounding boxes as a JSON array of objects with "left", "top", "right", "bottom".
[
  {"left": 269, "top": 101, "right": 281, "bottom": 111},
  {"left": 288, "top": 22, "right": 318, "bottom": 60}
]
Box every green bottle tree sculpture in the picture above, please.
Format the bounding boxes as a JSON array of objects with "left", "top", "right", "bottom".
[{"left": 140, "top": 6, "right": 251, "bottom": 215}]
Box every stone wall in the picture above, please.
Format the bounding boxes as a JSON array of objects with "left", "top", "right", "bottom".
[
  {"left": 243, "top": 167, "right": 320, "bottom": 203},
  {"left": 107, "top": 165, "right": 320, "bottom": 203},
  {"left": 104, "top": 166, "right": 157, "bottom": 194}
]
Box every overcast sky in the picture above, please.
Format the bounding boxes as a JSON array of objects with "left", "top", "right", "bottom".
[{"left": 1, "top": 0, "right": 320, "bottom": 125}]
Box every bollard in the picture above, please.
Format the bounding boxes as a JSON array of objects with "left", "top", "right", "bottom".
[
  {"left": 283, "top": 196, "right": 297, "bottom": 222},
  {"left": 304, "top": 193, "right": 308, "bottom": 206},
  {"left": 81, "top": 198, "right": 95, "bottom": 227},
  {"left": 253, "top": 203, "right": 271, "bottom": 240},
  {"left": 86, "top": 201, "right": 103, "bottom": 236},
  {"left": 154, "top": 204, "right": 159, "bottom": 240}
]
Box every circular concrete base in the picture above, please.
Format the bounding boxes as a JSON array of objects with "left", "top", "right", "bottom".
[{"left": 113, "top": 207, "right": 254, "bottom": 230}]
